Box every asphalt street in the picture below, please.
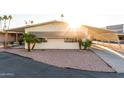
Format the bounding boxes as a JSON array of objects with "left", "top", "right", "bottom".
[{"left": 0, "top": 52, "right": 124, "bottom": 78}]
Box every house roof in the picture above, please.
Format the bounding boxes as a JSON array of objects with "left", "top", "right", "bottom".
[
  {"left": 5, "top": 20, "right": 119, "bottom": 41},
  {"left": 25, "top": 20, "right": 68, "bottom": 28},
  {"left": 7, "top": 20, "right": 116, "bottom": 33},
  {"left": 106, "top": 24, "right": 124, "bottom": 27},
  {"left": 6, "top": 20, "right": 68, "bottom": 32}
]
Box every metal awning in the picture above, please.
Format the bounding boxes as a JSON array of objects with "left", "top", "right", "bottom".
[{"left": 30, "top": 31, "right": 85, "bottom": 39}]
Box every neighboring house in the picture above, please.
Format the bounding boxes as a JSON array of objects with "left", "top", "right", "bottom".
[
  {"left": 7, "top": 20, "right": 119, "bottom": 49},
  {"left": 0, "top": 31, "right": 23, "bottom": 46},
  {"left": 106, "top": 24, "right": 124, "bottom": 33},
  {"left": 106, "top": 24, "right": 124, "bottom": 40}
]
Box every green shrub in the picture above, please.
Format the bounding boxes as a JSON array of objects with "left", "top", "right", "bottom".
[
  {"left": 82, "top": 39, "right": 92, "bottom": 50},
  {"left": 10, "top": 41, "right": 14, "bottom": 45}
]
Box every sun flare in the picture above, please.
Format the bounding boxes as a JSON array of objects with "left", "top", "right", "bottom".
[{"left": 68, "top": 20, "right": 81, "bottom": 30}]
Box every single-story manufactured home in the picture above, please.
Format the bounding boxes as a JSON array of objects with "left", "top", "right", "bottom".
[{"left": 3, "top": 20, "right": 120, "bottom": 49}]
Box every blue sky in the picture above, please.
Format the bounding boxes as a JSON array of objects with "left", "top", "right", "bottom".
[{"left": 0, "top": 0, "right": 124, "bottom": 28}]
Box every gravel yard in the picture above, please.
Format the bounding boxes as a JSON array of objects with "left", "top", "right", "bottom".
[{"left": 2, "top": 48, "right": 114, "bottom": 72}]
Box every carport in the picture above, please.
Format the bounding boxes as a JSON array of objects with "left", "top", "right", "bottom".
[{"left": 81, "top": 25, "right": 120, "bottom": 46}]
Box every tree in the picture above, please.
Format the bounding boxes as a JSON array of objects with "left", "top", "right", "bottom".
[
  {"left": 23, "top": 33, "right": 39, "bottom": 52},
  {"left": 31, "top": 37, "right": 40, "bottom": 50},
  {"left": 78, "top": 39, "right": 82, "bottom": 50},
  {"left": 60, "top": 14, "right": 64, "bottom": 21},
  {"left": 8, "top": 15, "right": 12, "bottom": 29},
  {"left": 23, "top": 33, "right": 34, "bottom": 52},
  {"left": 3, "top": 15, "right": 8, "bottom": 48},
  {"left": 3, "top": 15, "right": 8, "bottom": 30},
  {"left": 82, "top": 39, "right": 92, "bottom": 50},
  {"left": 2, "top": 15, "right": 13, "bottom": 48},
  {"left": 0, "top": 16, "right": 3, "bottom": 29},
  {"left": 77, "top": 31, "right": 83, "bottom": 50}
]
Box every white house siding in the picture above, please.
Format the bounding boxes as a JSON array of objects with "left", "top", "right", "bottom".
[
  {"left": 25, "top": 39, "right": 80, "bottom": 49},
  {"left": 25, "top": 22, "right": 81, "bottom": 49}
]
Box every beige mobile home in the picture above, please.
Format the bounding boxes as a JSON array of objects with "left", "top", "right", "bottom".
[
  {"left": 25, "top": 20, "right": 86, "bottom": 49},
  {"left": 6, "top": 20, "right": 119, "bottom": 49}
]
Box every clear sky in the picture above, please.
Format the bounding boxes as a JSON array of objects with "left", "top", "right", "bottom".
[{"left": 0, "top": 0, "right": 124, "bottom": 28}]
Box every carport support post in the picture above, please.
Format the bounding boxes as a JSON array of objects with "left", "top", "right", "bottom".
[
  {"left": 4, "top": 32, "right": 8, "bottom": 48},
  {"left": 108, "top": 40, "right": 111, "bottom": 48},
  {"left": 117, "top": 34, "right": 121, "bottom": 48},
  {"left": 117, "top": 39, "right": 121, "bottom": 48},
  {"left": 16, "top": 33, "right": 18, "bottom": 42}
]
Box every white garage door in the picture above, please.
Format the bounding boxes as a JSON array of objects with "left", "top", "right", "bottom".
[{"left": 35, "top": 39, "right": 79, "bottom": 49}]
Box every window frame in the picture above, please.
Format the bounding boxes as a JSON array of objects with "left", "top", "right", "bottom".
[
  {"left": 64, "top": 38, "right": 78, "bottom": 43},
  {"left": 38, "top": 38, "right": 48, "bottom": 43}
]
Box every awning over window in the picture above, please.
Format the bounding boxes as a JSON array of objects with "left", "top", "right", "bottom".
[{"left": 30, "top": 31, "right": 85, "bottom": 39}]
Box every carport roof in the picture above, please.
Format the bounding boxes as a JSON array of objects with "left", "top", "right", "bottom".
[
  {"left": 6, "top": 26, "right": 26, "bottom": 32},
  {"left": 81, "top": 25, "right": 118, "bottom": 41}
]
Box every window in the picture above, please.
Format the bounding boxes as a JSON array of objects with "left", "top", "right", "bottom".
[
  {"left": 64, "top": 38, "right": 78, "bottom": 42},
  {"left": 38, "top": 38, "right": 47, "bottom": 43},
  {"left": 118, "top": 35, "right": 124, "bottom": 40}
]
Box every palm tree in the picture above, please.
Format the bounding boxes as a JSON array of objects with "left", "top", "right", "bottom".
[
  {"left": 78, "top": 39, "right": 82, "bottom": 50},
  {"left": 2, "top": 15, "right": 13, "bottom": 48},
  {"left": 0, "top": 16, "right": 3, "bottom": 29},
  {"left": 31, "top": 37, "right": 40, "bottom": 50},
  {"left": 77, "top": 31, "right": 83, "bottom": 50},
  {"left": 3, "top": 15, "right": 11, "bottom": 48},
  {"left": 3, "top": 15, "right": 9, "bottom": 48},
  {"left": 8, "top": 15, "right": 12, "bottom": 29},
  {"left": 3, "top": 15, "right": 8, "bottom": 30},
  {"left": 60, "top": 14, "right": 64, "bottom": 21},
  {"left": 23, "top": 33, "right": 38, "bottom": 52},
  {"left": 82, "top": 39, "right": 92, "bottom": 50}
]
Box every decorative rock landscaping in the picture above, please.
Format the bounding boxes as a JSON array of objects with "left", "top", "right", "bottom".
[{"left": 1, "top": 48, "right": 114, "bottom": 72}]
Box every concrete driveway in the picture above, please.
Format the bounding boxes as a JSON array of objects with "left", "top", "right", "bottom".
[{"left": 0, "top": 52, "right": 124, "bottom": 78}]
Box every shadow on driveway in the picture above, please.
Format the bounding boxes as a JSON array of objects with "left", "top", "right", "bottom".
[{"left": 0, "top": 52, "right": 124, "bottom": 78}]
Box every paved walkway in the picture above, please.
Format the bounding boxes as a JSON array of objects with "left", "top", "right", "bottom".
[
  {"left": 92, "top": 45, "right": 124, "bottom": 73},
  {"left": 0, "top": 52, "right": 124, "bottom": 78}
]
